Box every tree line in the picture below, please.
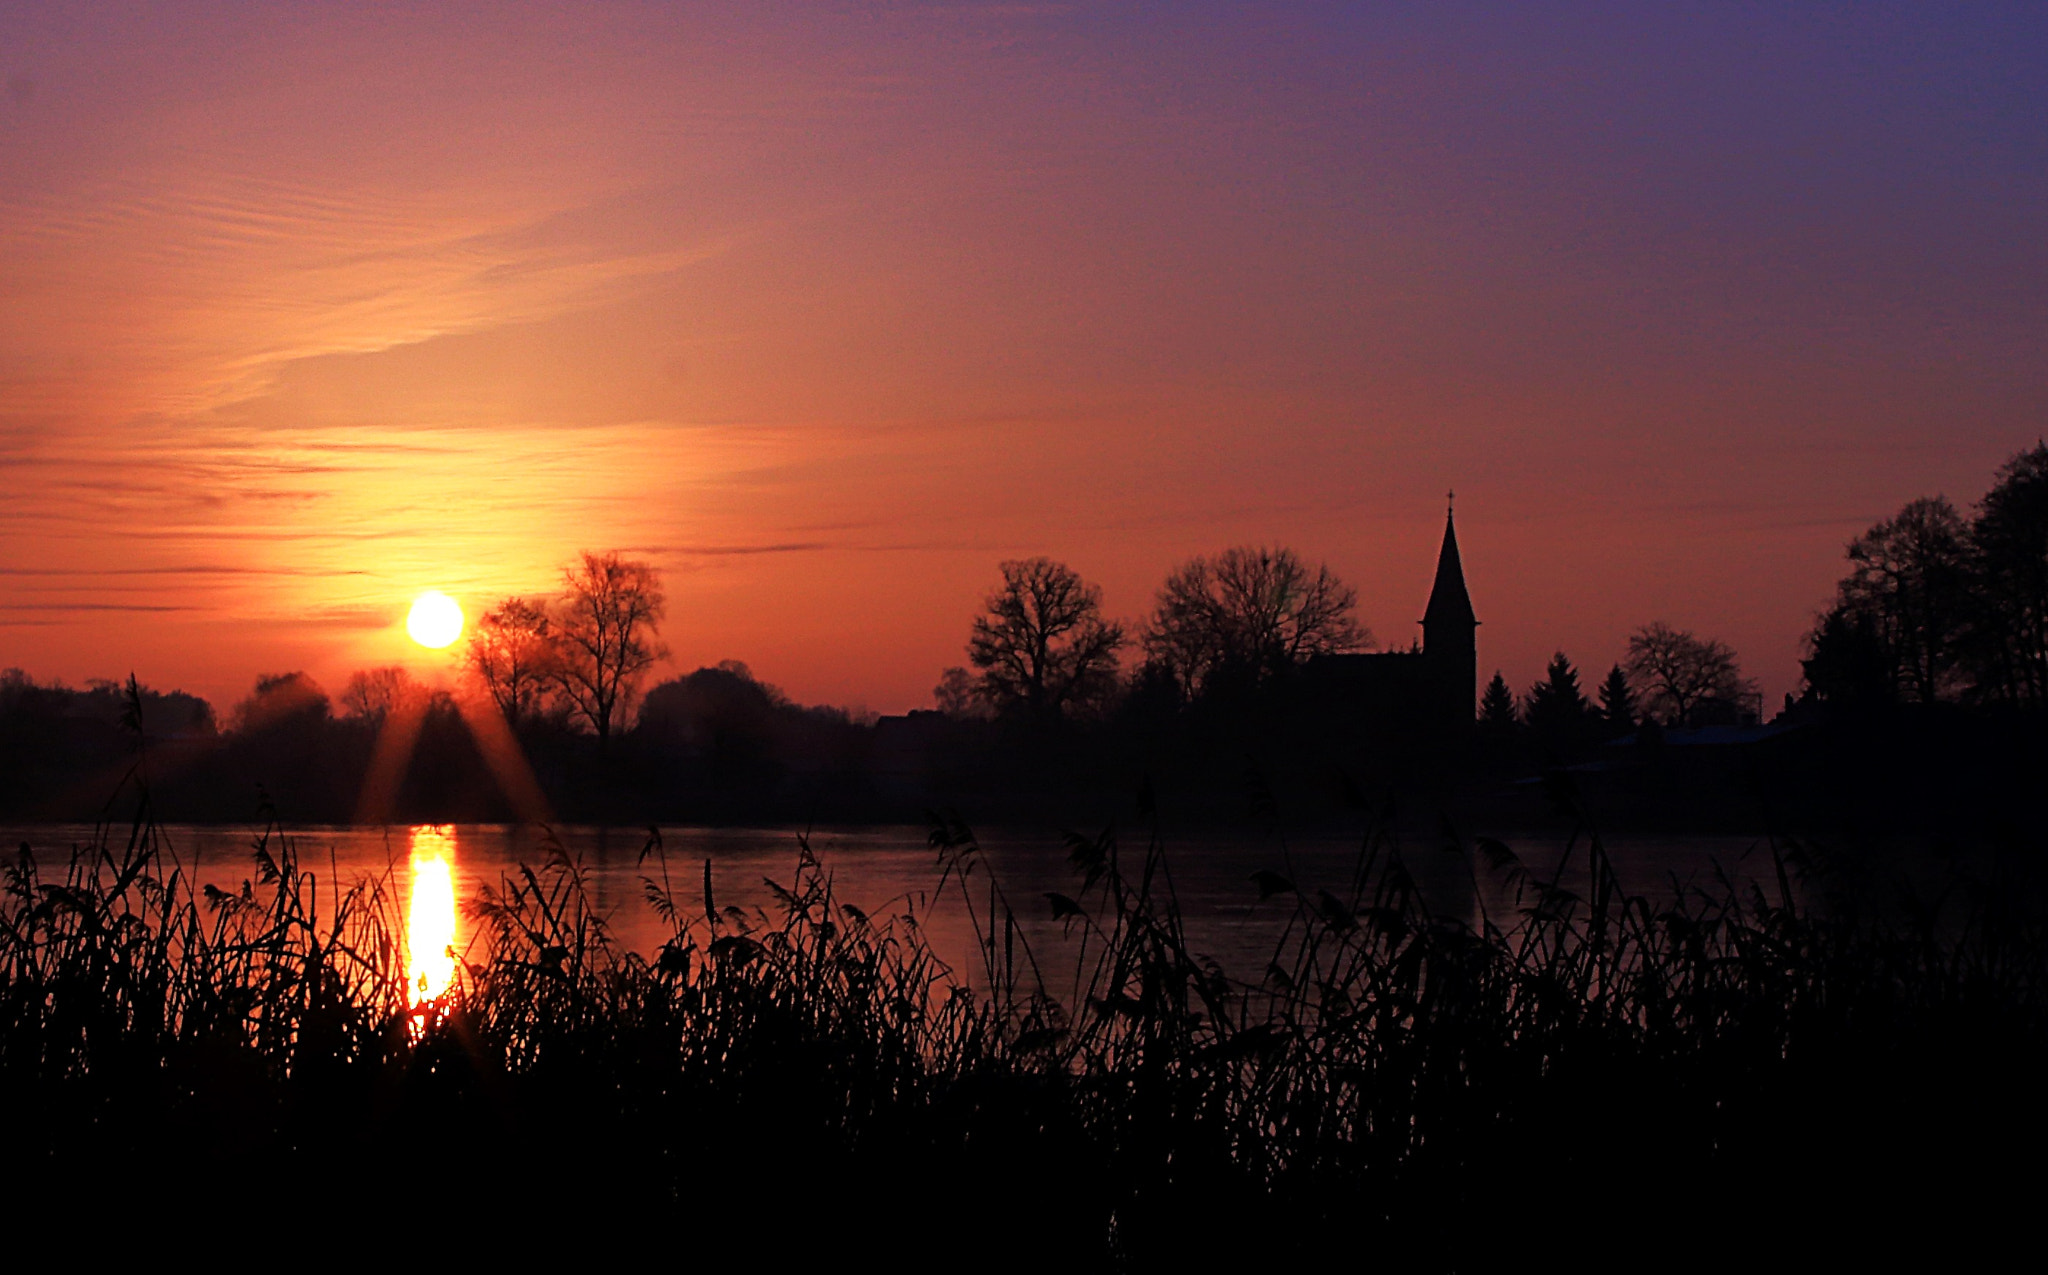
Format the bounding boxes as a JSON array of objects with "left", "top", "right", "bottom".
[
  {"left": 937, "top": 546, "right": 1371, "bottom": 723},
  {"left": 223, "top": 549, "right": 675, "bottom": 756},
  {"left": 939, "top": 444, "right": 2048, "bottom": 739},
  {"left": 239, "top": 439, "right": 2048, "bottom": 751},
  {"left": 1475, "top": 622, "right": 1758, "bottom": 755},
  {"left": 936, "top": 546, "right": 1761, "bottom": 740},
  {"left": 8, "top": 444, "right": 2043, "bottom": 823}
]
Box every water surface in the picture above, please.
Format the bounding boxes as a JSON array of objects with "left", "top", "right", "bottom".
[{"left": 8, "top": 822, "right": 1778, "bottom": 992}]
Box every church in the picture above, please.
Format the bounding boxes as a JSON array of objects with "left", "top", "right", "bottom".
[{"left": 1309, "top": 504, "right": 1478, "bottom": 742}]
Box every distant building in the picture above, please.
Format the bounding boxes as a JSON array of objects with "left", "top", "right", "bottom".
[
  {"left": 1310, "top": 504, "right": 1479, "bottom": 742},
  {"left": 870, "top": 708, "right": 952, "bottom": 775}
]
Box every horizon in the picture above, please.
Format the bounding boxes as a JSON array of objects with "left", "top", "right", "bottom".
[{"left": 4, "top": 5, "right": 2045, "bottom": 715}]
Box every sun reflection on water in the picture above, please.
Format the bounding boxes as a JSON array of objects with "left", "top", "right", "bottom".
[{"left": 407, "top": 825, "right": 458, "bottom": 1007}]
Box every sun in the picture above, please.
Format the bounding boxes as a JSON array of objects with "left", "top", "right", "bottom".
[{"left": 406, "top": 591, "right": 465, "bottom": 649}]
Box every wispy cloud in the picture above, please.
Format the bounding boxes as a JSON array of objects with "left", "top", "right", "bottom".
[{"left": 0, "top": 602, "right": 198, "bottom": 613}]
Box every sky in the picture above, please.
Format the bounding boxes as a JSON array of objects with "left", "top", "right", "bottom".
[{"left": 2, "top": 2, "right": 2044, "bottom": 717}]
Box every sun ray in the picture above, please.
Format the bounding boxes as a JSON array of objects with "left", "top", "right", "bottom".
[{"left": 352, "top": 687, "right": 431, "bottom": 826}]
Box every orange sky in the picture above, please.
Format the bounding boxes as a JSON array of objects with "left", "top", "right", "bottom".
[{"left": 3, "top": 5, "right": 2045, "bottom": 716}]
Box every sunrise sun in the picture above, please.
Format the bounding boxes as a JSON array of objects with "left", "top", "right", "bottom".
[{"left": 406, "top": 591, "right": 464, "bottom": 649}]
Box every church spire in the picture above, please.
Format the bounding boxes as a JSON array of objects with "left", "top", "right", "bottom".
[{"left": 1422, "top": 502, "right": 1477, "bottom": 630}]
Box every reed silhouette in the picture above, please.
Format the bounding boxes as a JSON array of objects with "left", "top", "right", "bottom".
[{"left": 4, "top": 770, "right": 2043, "bottom": 1262}]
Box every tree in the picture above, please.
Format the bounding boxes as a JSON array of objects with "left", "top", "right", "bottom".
[
  {"left": 553, "top": 551, "right": 669, "bottom": 749},
  {"left": 1813, "top": 496, "right": 1969, "bottom": 704},
  {"left": 932, "top": 666, "right": 992, "bottom": 720},
  {"left": 1523, "top": 651, "right": 1594, "bottom": 747},
  {"left": 340, "top": 667, "right": 425, "bottom": 724},
  {"left": 1800, "top": 605, "right": 1892, "bottom": 708},
  {"left": 466, "top": 596, "right": 557, "bottom": 726},
  {"left": 1794, "top": 444, "right": 2048, "bottom": 709},
  {"left": 966, "top": 558, "right": 1125, "bottom": 720},
  {"left": 1964, "top": 442, "right": 2048, "bottom": 706},
  {"left": 1478, "top": 671, "right": 1519, "bottom": 730},
  {"left": 1596, "top": 663, "right": 1636, "bottom": 731},
  {"left": 1623, "top": 622, "right": 1756, "bottom": 728},
  {"left": 231, "top": 672, "right": 330, "bottom": 734},
  {"left": 637, "top": 661, "right": 792, "bottom": 763},
  {"left": 1142, "top": 546, "right": 1367, "bottom": 698}
]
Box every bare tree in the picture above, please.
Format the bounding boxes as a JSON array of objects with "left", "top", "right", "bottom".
[
  {"left": 465, "top": 596, "right": 557, "bottom": 726},
  {"left": 1143, "top": 546, "right": 1367, "bottom": 696},
  {"left": 1624, "top": 622, "right": 1755, "bottom": 727},
  {"left": 1819, "top": 496, "right": 1970, "bottom": 704},
  {"left": 553, "top": 551, "right": 669, "bottom": 748},
  {"left": 340, "top": 666, "right": 426, "bottom": 724},
  {"left": 932, "top": 666, "right": 992, "bottom": 719},
  {"left": 966, "top": 558, "right": 1125, "bottom": 719}
]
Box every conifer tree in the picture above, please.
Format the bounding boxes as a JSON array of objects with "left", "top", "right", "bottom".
[
  {"left": 1478, "top": 670, "right": 1518, "bottom": 728},
  {"left": 1597, "top": 663, "right": 1636, "bottom": 730},
  {"left": 1524, "top": 652, "right": 1596, "bottom": 752},
  {"left": 1524, "top": 652, "right": 1589, "bottom": 726}
]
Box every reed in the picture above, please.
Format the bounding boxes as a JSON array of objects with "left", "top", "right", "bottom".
[{"left": 3, "top": 773, "right": 2043, "bottom": 1263}]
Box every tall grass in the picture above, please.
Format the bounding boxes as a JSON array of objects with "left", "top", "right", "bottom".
[{"left": 3, "top": 774, "right": 2044, "bottom": 1263}]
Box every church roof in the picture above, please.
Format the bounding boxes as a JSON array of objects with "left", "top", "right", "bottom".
[{"left": 1422, "top": 507, "right": 1477, "bottom": 628}]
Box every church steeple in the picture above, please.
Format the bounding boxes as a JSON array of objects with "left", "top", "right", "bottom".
[
  {"left": 1422, "top": 495, "right": 1477, "bottom": 632},
  {"left": 1421, "top": 494, "right": 1478, "bottom": 732}
]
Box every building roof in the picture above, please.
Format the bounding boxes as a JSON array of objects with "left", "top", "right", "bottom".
[
  {"left": 1422, "top": 506, "right": 1477, "bottom": 629},
  {"left": 1609, "top": 722, "right": 1799, "bottom": 748}
]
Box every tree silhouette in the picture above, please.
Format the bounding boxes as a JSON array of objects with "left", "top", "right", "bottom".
[
  {"left": 1800, "top": 607, "right": 1892, "bottom": 708},
  {"left": 1143, "top": 546, "right": 1366, "bottom": 698},
  {"left": 553, "top": 552, "right": 668, "bottom": 749},
  {"left": 1811, "top": 496, "right": 1969, "bottom": 704},
  {"left": 932, "top": 666, "right": 991, "bottom": 720},
  {"left": 1596, "top": 663, "right": 1636, "bottom": 731},
  {"left": 232, "top": 672, "right": 330, "bottom": 734},
  {"left": 466, "top": 596, "right": 557, "bottom": 726},
  {"left": 1965, "top": 442, "right": 2048, "bottom": 707},
  {"left": 1624, "top": 622, "right": 1755, "bottom": 728},
  {"left": 966, "top": 558, "right": 1125, "bottom": 720},
  {"left": 1792, "top": 444, "right": 2048, "bottom": 710},
  {"left": 1478, "top": 670, "right": 1518, "bottom": 730},
  {"left": 637, "top": 661, "right": 801, "bottom": 781},
  {"left": 1523, "top": 651, "right": 1593, "bottom": 747},
  {"left": 340, "top": 667, "right": 425, "bottom": 724}
]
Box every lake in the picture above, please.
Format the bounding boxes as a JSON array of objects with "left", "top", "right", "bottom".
[{"left": 6, "top": 821, "right": 1778, "bottom": 995}]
